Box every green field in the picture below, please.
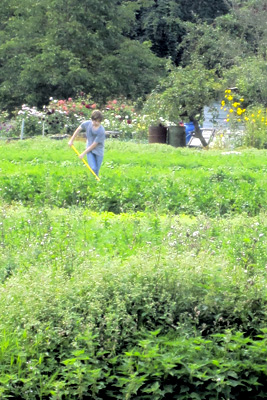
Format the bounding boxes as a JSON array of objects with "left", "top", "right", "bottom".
[{"left": 1, "top": 138, "right": 267, "bottom": 399}]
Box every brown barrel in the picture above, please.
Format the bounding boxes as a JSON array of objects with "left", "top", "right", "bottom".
[{"left": 148, "top": 125, "right": 167, "bottom": 144}]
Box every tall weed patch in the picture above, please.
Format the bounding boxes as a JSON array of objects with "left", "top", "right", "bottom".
[{"left": 1, "top": 206, "right": 267, "bottom": 397}]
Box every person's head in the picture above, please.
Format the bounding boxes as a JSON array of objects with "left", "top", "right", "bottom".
[{"left": 91, "top": 110, "right": 103, "bottom": 123}]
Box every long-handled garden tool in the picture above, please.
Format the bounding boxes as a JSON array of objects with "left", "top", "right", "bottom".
[{"left": 71, "top": 145, "right": 100, "bottom": 181}]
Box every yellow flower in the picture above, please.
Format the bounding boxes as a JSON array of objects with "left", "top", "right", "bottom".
[
  {"left": 226, "top": 119, "right": 230, "bottom": 122},
  {"left": 229, "top": 109, "right": 233, "bottom": 113},
  {"left": 240, "top": 98, "right": 244, "bottom": 102},
  {"left": 237, "top": 108, "right": 243, "bottom": 115},
  {"left": 244, "top": 117, "right": 249, "bottom": 121},
  {"left": 228, "top": 96, "right": 233, "bottom": 101},
  {"left": 233, "top": 102, "right": 238, "bottom": 108},
  {"left": 221, "top": 100, "right": 225, "bottom": 106}
]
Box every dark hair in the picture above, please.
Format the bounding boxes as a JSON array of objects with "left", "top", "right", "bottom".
[{"left": 91, "top": 110, "right": 103, "bottom": 122}]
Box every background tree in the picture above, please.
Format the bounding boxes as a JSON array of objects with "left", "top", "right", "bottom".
[
  {"left": 178, "top": 20, "right": 249, "bottom": 73},
  {"left": 143, "top": 63, "right": 224, "bottom": 147},
  {"left": 178, "top": 0, "right": 267, "bottom": 72},
  {"left": 0, "top": 0, "right": 164, "bottom": 111},
  {"left": 226, "top": 57, "right": 267, "bottom": 107},
  {"left": 129, "top": 0, "right": 231, "bottom": 64}
]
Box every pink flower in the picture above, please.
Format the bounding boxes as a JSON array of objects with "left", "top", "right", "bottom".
[
  {"left": 68, "top": 97, "right": 72, "bottom": 101},
  {"left": 91, "top": 103, "right": 97, "bottom": 109},
  {"left": 127, "top": 119, "right": 132, "bottom": 124},
  {"left": 112, "top": 100, "right": 117, "bottom": 104}
]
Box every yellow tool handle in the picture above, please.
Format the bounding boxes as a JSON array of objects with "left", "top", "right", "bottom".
[{"left": 71, "top": 145, "right": 100, "bottom": 181}]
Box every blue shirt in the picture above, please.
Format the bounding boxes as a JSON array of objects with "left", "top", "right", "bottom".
[{"left": 81, "top": 120, "right": 105, "bottom": 157}]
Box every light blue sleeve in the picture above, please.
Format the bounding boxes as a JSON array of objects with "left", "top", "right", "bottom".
[{"left": 81, "top": 120, "right": 91, "bottom": 131}]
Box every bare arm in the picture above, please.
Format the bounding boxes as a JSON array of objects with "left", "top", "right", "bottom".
[
  {"left": 68, "top": 126, "right": 82, "bottom": 146},
  {"left": 79, "top": 142, "right": 98, "bottom": 159}
]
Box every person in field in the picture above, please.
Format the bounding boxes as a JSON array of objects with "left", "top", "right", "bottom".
[{"left": 68, "top": 110, "right": 105, "bottom": 177}]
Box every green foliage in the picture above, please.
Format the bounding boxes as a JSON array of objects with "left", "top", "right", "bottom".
[
  {"left": 242, "top": 105, "right": 267, "bottom": 149},
  {"left": 142, "top": 63, "right": 223, "bottom": 130},
  {"left": 2, "top": 139, "right": 267, "bottom": 215},
  {"left": 130, "top": 0, "right": 230, "bottom": 63},
  {"left": 226, "top": 57, "right": 267, "bottom": 107},
  {"left": 0, "top": 0, "right": 163, "bottom": 111},
  {"left": 2, "top": 139, "right": 267, "bottom": 398},
  {"left": 1, "top": 204, "right": 267, "bottom": 397},
  {"left": 178, "top": 21, "right": 247, "bottom": 72}
]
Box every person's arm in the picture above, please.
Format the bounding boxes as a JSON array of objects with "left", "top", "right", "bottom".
[
  {"left": 79, "top": 142, "right": 98, "bottom": 159},
  {"left": 68, "top": 126, "right": 82, "bottom": 146}
]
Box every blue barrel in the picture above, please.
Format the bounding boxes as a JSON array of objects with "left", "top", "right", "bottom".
[{"left": 184, "top": 122, "right": 195, "bottom": 144}]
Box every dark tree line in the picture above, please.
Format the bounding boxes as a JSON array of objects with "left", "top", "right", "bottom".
[{"left": 0, "top": 0, "right": 266, "bottom": 111}]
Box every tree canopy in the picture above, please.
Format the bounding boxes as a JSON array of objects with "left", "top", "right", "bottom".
[
  {"left": 0, "top": 0, "right": 266, "bottom": 112},
  {"left": 0, "top": 0, "right": 164, "bottom": 110}
]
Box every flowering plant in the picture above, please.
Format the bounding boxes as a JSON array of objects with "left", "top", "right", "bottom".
[
  {"left": 222, "top": 89, "right": 267, "bottom": 148},
  {"left": 7, "top": 94, "right": 97, "bottom": 137},
  {"left": 2, "top": 94, "right": 148, "bottom": 141},
  {"left": 101, "top": 98, "right": 147, "bottom": 140},
  {"left": 141, "top": 91, "right": 177, "bottom": 128}
]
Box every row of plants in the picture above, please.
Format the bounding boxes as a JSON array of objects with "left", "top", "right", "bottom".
[
  {"left": 2, "top": 204, "right": 267, "bottom": 285},
  {"left": 1, "top": 139, "right": 267, "bottom": 216},
  {"left": 1, "top": 203, "right": 267, "bottom": 398}
]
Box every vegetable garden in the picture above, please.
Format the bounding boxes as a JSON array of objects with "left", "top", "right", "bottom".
[{"left": 1, "top": 138, "right": 267, "bottom": 399}]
